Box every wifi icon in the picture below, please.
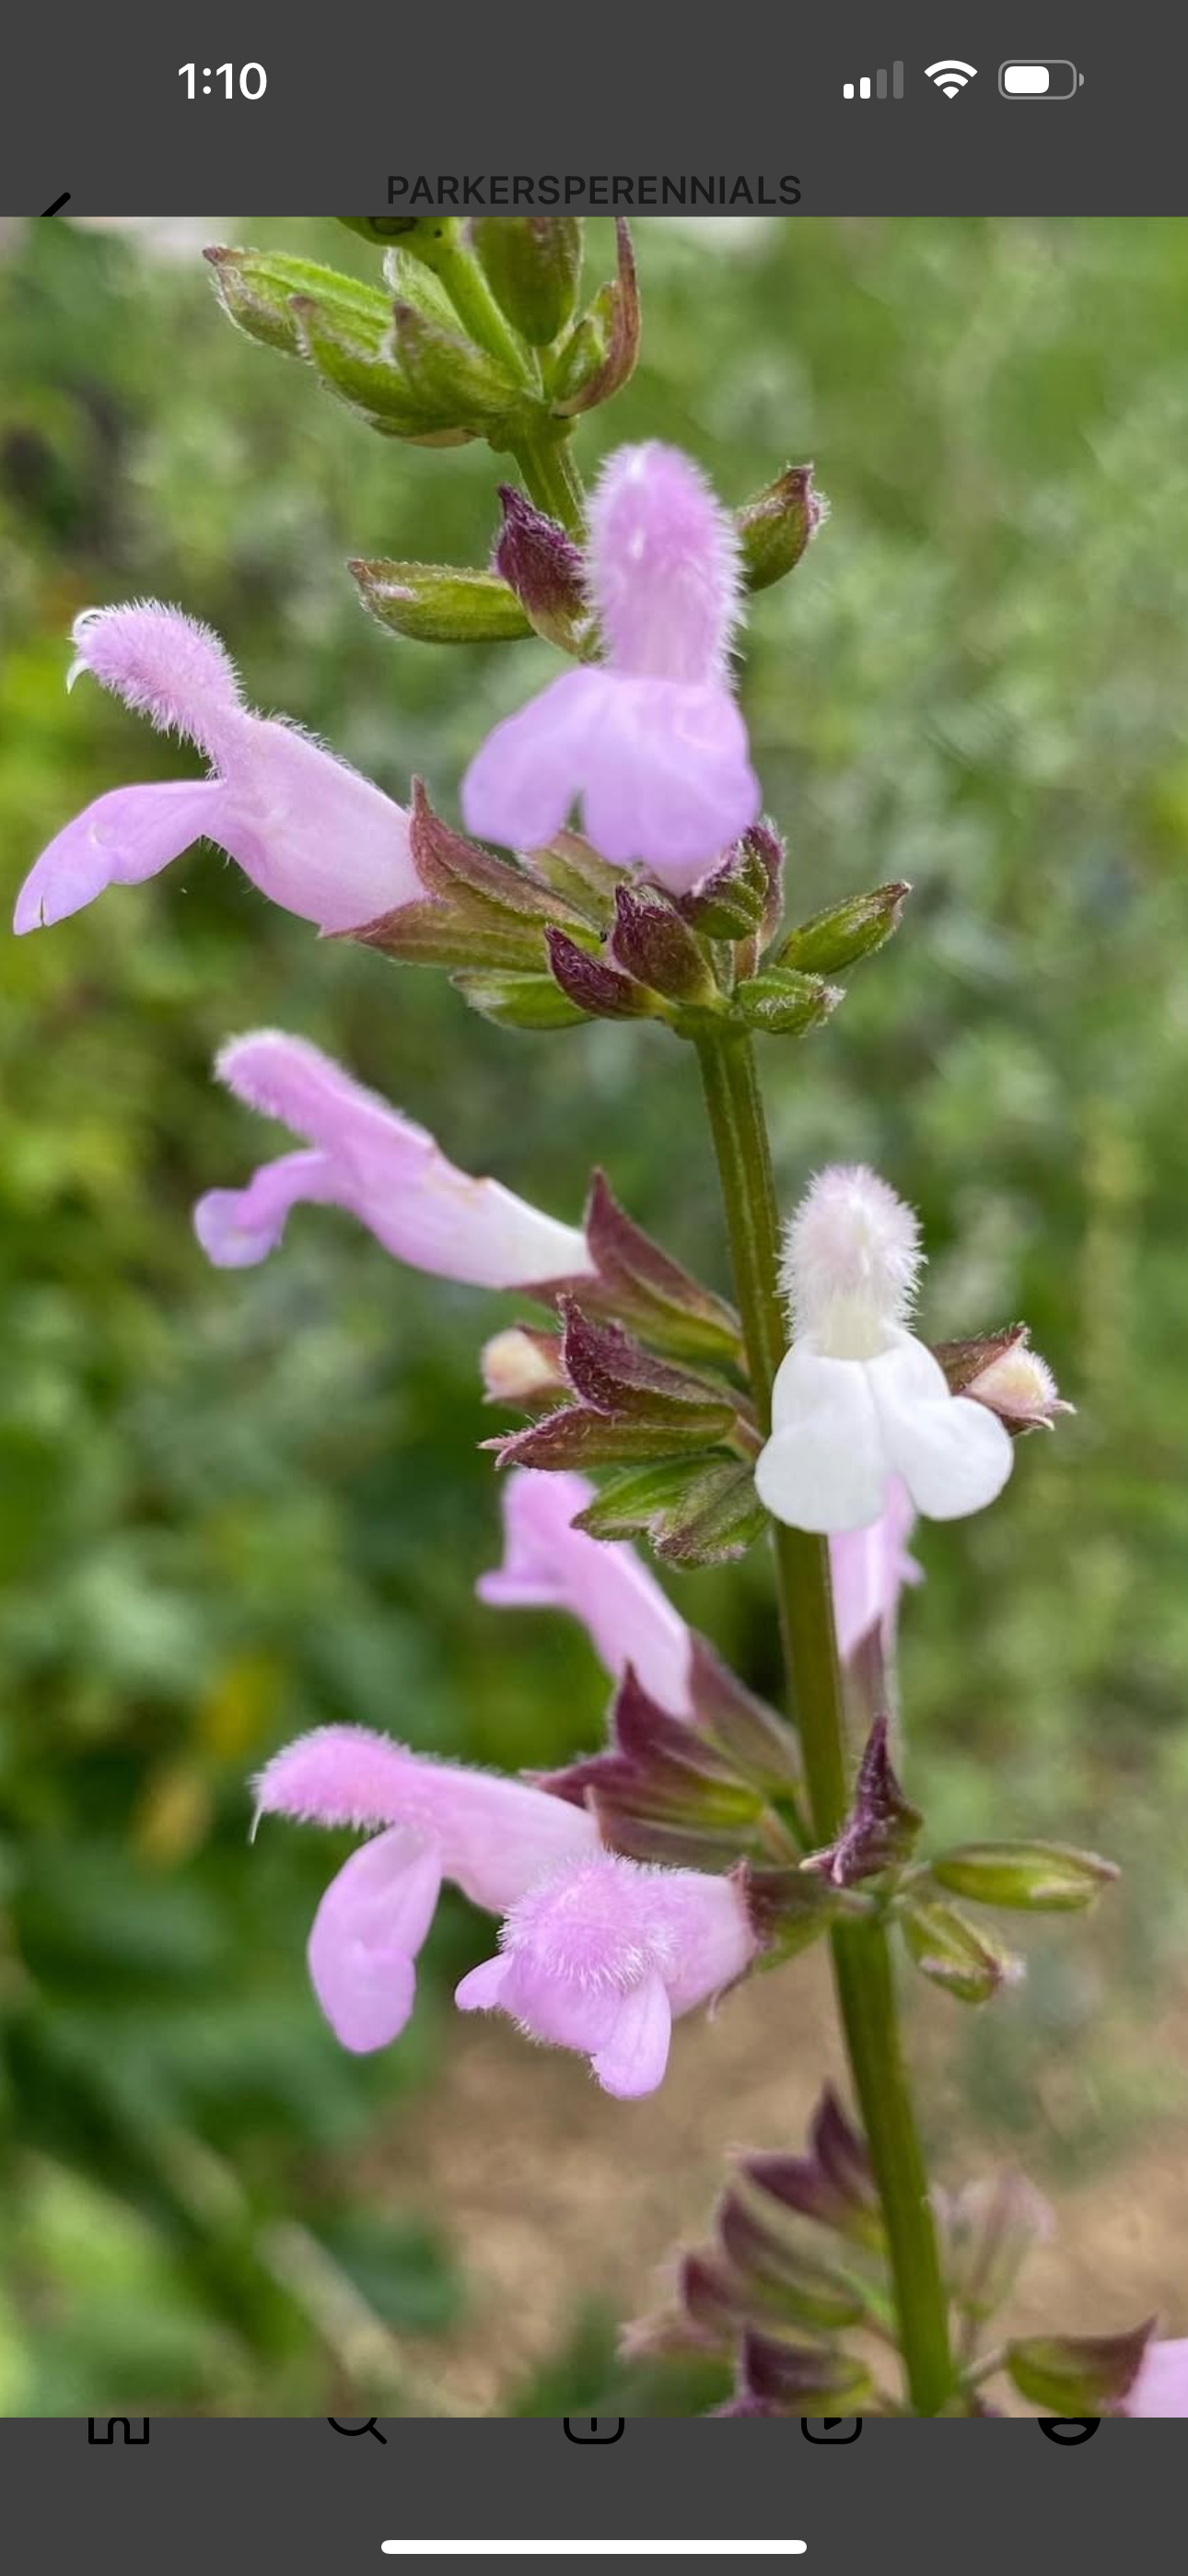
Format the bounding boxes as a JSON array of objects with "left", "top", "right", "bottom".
[{"left": 925, "top": 58, "right": 978, "bottom": 97}]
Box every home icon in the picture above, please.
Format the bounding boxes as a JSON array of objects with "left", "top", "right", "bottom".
[{"left": 88, "top": 2418, "right": 150, "bottom": 2444}]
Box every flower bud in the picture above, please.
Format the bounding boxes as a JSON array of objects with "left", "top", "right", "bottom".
[
  {"left": 481, "top": 1328, "right": 567, "bottom": 1409},
  {"left": 900, "top": 1896, "right": 1024, "bottom": 2005},
  {"left": 775, "top": 881, "right": 910, "bottom": 976},
  {"left": 204, "top": 246, "right": 390, "bottom": 359},
  {"left": 1007, "top": 2322, "right": 1155, "bottom": 2418},
  {"left": 290, "top": 296, "right": 472, "bottom": 443},
  {"left": 350, "top": 556, "right": 530, "bottom": 644},
  {"left": 550, "top": 218, "right": 640, "bottom": 417},
  {"left": 610, "top": 884, "right": 718, "bottom": 1005},
  {"left": 470, "top": 216, "right": 583, "bottom": 346},
  {"left": 735, "top": 967, "right": 844, "bottom": 1036},
  {"left": 737, "top": 463, "right": 827, "bottom": 592},
  {"left": 934, "top": 1328, "right": 1072, "bottom": 1434},
  {"left": 943, "top": 2169, "right": 1054, "bottom": 2323},
  {"left": 454, "top": 968, "right": 588, "bottom": 1032},
  {"left": 494, "top": 486, "right": 587, "bottom": 651},
  {"left": 927, "top": 1840, "right": 1118, "bottom": 1914},
  {"left": 387, "top": 300, "right": 522, "bottom": 427},
  {"left": 678, "top": 823, "right": 785, "bottom": 944},
  {"left": 544, "top": 925, "right": 658, "bottom": 1022}
]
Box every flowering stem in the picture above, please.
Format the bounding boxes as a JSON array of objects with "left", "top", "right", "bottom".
[
  {"left": 413, "top": 225, "right": 537, "bottom": 392},
  {"left": 506, "top": 429, "right": 587, "bottom": 537},
  {"left": 694, "top": 1028, "right": 955, "bottom": 2418}
]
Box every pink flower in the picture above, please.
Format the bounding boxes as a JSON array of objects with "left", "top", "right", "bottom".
[
  {"left": 1121, "top": 2338, "right": 1188, "bottom": 2417},
  {"left": 14, "top": 602, "right": 418, "bottom": 935},
  {"left": 194, "top": 1030, "right": 593, "bottom": 1285},
  {"left": 756, "top": 1167, "right": 1014, "bottom": 1535},
  {"left": 254, "top": 1725, "right": 598, "bottom": 2054},
  {"left": 829, "top": 1479, "right": 922, "bottom": 1668},
  {"left": 455, "top": 1850, "right": 756, "bottom": 2098},
  {"left": 478, "top": 1468, "right": 694, "bottom": 1715},
  {"left": 461, "top": 442, "right": 761, "bottom": 893}
]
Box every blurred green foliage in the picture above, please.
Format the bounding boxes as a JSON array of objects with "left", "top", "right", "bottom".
[{"left": 2, "top": 214, "right": 1188, "bottom": 2415}]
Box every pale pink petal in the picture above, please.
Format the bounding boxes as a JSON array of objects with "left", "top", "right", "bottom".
[
  {"left": 460, "top": 667, "right": 607, "bottom": 852},
  {"left": 578, "top": 677, "right": 759, "bottom": 886},
  {"left": 468, "top": 1853, "right": 756, "bottom": 2093},
  {"left": 253, "top": 1725, "right": 595, "bottom": 1914},
  {"left": 69, "top": 602, "right": 244, "bottom": 760},
  {"left": 218, "top": 717, "right": 419, "bottom": 931},
  {"left": 829, "top": 1478, "right": 922, "bottom": 1667},
  {"left": 308, "top": 1826, "right": 442, "bottom": 2053},
  {"left": 205, "top": 1031, "right": 590, "bottom": 1289},
  {"left": 14, "top": 779, "right": 229, "bottom": 932},
  {"left": 193, "top": 1151, "right": 346, "bottom": 1267},
  {"left": 755, "top": 1345, "right": 888, "bottom": 1535},
  {"left": 592, "top": 1973, "right": 673, "bottom": 2098},
  {"left": 589, "top": 443, "right": 740, "bottom": 685},
  {"left": 454, "top": 1955, "right": 513, "bottom": 2013},
  {"left": 868, "top": 1335, "right": 1015, "bottom": 1523},
  {"left": 1122, "top": 2339, "right": 1188, "bottom": 2417},
  {"left": 478, "top": 1469, "right": 694, "bottom": 1715}
]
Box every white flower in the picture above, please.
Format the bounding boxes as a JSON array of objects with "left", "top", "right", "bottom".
[{"left": 754, "top": 1166, "right": 1015, "bottom": 1536}]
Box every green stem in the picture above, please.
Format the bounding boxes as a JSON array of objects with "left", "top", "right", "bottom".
[
  {"left": 695, "top": 1028, "right": 955, "bottom": 2418},
  {"left": 414, "top": 226, "right": 536, "bottom": 391},
  {"left": 506, "top": 428, "right": 587, "bottom": 537}
]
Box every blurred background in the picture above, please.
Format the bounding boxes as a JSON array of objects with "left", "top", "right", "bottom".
[{"left": 1, "top": 214, "right": 1187, "bottom": 2418}]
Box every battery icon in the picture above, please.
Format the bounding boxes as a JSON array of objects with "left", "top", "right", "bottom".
[{"left": 999, "top": 60, "right": 1083, "bottom": 98}]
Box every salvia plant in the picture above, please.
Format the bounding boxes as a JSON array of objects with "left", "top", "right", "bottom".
[{"left": 15, "top": 212, "right": 1183, "bottom": 2419}]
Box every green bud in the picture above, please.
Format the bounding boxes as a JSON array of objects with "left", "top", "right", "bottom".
[
  {"left": 290, "top": 296, "right": 472, "bottom": 442},
  {"left": 900, "top": 1897, "right": 1023, "bottom": 2006},
  {"left": 775, "top": 882, "right": 910, "bottom": 976},
  {"left": 453, "top": 968, "right": 588, "bottom": 1032},
  {"left": 735, "top": 967, "right": 844, "bottom": 1036},
  {"left": 678, "top": 824, "right": 785, "bottom": 943},
  {"left": 1007, "top": 2322, "right": 1154, "bottom": 2417},
  {"left": 471, "top": 217, "right": 583, "bottom": 346},
  {"left": 927, "top": 1842, "right": 1119, "bottom": 1914},
  {"left": 204, "top": 247, "right": 390, "bottom": 359},
  {"left": 388, "top": 300, "right": 522, "bottom": 426},
  {"left": 349, "top": 557, "right": 530, "bottom": 645},
  {"left": 737, "top": 463, "right": 826, "bottom": 591}
]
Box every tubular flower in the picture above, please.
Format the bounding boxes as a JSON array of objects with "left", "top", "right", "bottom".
[
  {"left": 477, "top": 1468, "right": 695, "bottom": 1716},
  {"left": 14, "top": 601, "right": 419, "bottom": 935},
  {"left": 253, "top": 1726, "right": 598, "bottom": 2054},
  {"left": 461, "top": 442, "right": 761, "bottom": 892},
  {"left": 455, "top": 1850, "right": 757, "bottom": 2098},
  {"left": 829, "top": 1479, "right": 923, "bottom": 1668},
  {"left": 194, "top": 1030, "right": 593, "bottom": 1286},
  {"left": 755, "top": 1166, "right": 1014, "bottom": 1535}
]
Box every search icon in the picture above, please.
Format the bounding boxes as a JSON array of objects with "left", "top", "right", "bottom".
[{"left": 328, "top": 2417, "right": 387, "bottom": 2443}]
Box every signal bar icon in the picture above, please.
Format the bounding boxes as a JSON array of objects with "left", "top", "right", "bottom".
[{"left": 843, "top": 63, "right": 903, "bottom": 99}]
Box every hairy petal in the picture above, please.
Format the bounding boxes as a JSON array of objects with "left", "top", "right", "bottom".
[
  {"left": 308, "top": 1827, "right": 442, "bottom": 2053},
  {"left": 14, "top": 779, "right": 229, "bottom": 932},
  {"left": 478, "top": 1469, "right": 694, "bottom": 1715}
]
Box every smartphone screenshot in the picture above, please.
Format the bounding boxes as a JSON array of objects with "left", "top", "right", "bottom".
[{"left": 1, "top": 5, "right": 1183, "bottom": 2566}]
